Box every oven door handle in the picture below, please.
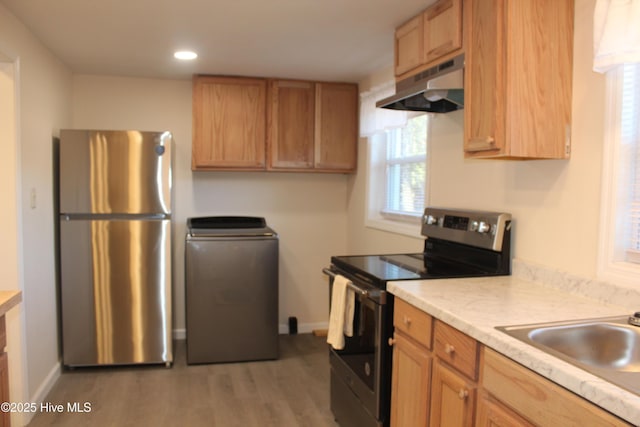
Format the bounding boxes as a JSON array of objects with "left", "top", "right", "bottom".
[{"left": 322, "top": 268, "right": 369, "bottom": 298}]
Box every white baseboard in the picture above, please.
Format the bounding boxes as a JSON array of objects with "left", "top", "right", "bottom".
[
  {"left": 173, "top": 322, "right": 329, "bottom": 341},
  {"left": 279, "top": 321, "right": 328, "bottom": 335},
  {"left": 23, "top": 361, "right": 61, "bottom": 425}
]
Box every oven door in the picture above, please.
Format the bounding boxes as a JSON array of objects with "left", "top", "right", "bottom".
[{"left": 324, "top": 268, "right": 393, "bottom": 426}]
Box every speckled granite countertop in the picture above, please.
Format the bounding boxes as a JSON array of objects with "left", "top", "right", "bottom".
[{"left": 388, "top": 260, "right": 640, "bottom": 425}]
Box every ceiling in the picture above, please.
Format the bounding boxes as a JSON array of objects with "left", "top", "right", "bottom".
[{"left": 1, "top": 0, "right": 433, "bottom": 82}]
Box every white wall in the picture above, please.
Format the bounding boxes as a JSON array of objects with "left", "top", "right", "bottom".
[
  {"left": 0, "top": 3, "right": 72, "bottom": 424},
  {"left": 71, "top": 75, "right": 350, "bottom": 334},
  {"left": 349, "top": 0, "right": 606, "bottom": 279}
]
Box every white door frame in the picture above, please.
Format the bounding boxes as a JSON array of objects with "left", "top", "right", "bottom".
[{"left": 0, "top": 55, "right": 29, "bottom": 426}]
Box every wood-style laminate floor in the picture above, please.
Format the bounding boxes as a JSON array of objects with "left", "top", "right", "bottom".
[{"left": 28, "top": 334, "right": 339, "bottom": 427}]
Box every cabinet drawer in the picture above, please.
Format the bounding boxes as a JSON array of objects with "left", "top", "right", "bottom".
[
  {"left": 394, "top": 299, "right": 433, "bottom": 349},
  {"left": 482, "top": 348, "right": 631, "bottom": 427},
  {"left": 434, "top": 320, "right": 478, "bottom": 380}
]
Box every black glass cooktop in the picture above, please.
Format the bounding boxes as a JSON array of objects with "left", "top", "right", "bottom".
[{"left": 331, "top": 253, "right": 491, "bottom": 285}]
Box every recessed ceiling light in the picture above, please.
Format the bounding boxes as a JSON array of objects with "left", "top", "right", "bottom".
[{"left": 174, "top": 51, "right": 198, "bottom": 60}]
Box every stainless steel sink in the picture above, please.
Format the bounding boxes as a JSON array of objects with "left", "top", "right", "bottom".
[{"left": 497, "top": 316, "right": 640, "bottom": 395}]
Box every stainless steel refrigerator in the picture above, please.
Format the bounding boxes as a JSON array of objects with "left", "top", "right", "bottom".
[{"left": 57, "top": 129, "right": 173, "bottom": 367}]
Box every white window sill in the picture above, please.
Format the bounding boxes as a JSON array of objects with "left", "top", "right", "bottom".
[{"left": 598, "top": 260, "right": 640, "bottom": 288}]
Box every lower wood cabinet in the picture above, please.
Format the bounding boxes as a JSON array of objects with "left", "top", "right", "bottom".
[
  {"left": 390, "top": 333, "right": 432, "bottom": 426},
  {"left": 481, "top": 348, "right": 631, "bottom": 427},
  {"left": 430, "top": 360, "right": 476, "bottom": 427},
  {"left": 0, "top": 316, "right": 9, "bottom": 427},
  {"left": 390, "top": 297, "right": 633, "bottom": 427},
  {"left": 476, "top": 391, "right": 535, "bottom": 427},
  {"left": 391, "top": 300, "right": 477, "bottom": 427}
]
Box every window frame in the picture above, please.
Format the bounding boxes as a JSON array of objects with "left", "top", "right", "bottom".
[
  {"left": 598, "top": 64, "right": 640, "bottom": 285},
  {"left": 365, "top": 114, "right": 431, "bottom": 238}
]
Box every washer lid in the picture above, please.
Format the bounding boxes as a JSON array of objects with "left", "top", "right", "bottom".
[
  {"left": 187, "top": 216, "right": 266, "bottom": 229},
  {"left": 187, "top": 216, "right": 276, "bottom": 238}
]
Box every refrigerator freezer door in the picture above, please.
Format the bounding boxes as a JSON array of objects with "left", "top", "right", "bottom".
[
  {"left": 60, "top": 218, "right": 172, "bottom": 366},
  {"left": 59, "top": 130, "right": 172, "bottom": 215}
]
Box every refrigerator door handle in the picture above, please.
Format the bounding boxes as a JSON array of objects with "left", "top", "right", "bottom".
[{"left": 60, "top": 213, "right": 170, "bottom": 221}]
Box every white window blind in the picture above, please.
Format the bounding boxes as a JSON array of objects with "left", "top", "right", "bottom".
[
  {"left": 624, "top": 63, "right": 640, "bottom": 263},
  {"left": 595, "top": 1, "right": 640, "bottom": 280}
]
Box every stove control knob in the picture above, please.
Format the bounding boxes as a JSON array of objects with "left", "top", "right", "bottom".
[
  {"left": 470, "top": 221, "right": 479, "bottom": 231},
  {"left": 425, "top": 215, "right": 438, "bottom": 225},
  {"left": 477, "top": 221, "right": 491, "bottom": 233}
]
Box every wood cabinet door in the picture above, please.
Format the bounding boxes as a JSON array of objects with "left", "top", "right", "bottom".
[
  {"left": 464, "top": 0, "right": 573, "bottom": 159},
  {"left": 0, "top": 352, "right": 8, "bottom": 427},
  {"left": 424, "top": 0, "right": 463, "bottom": 64},
  {"left": 390, "top": 333, "right": 432, "bottom": 427},
  {"left": 463, "top": 0, "right": 506, "bottom": 157},
  {"left": 268, "top": 80, "right": 315, "bottom": 169},
  {"left": 192, "top": 76, "right": 267, "bottom": 170},
  {"left": 395, "top": 14, "right": 424, "bottom": 76},
  {"left": 476, "top": 392, "right": 535, "bottom": 427},
  {"left": 430, "top": 361, "right": 476, "bottom": 427},
  {"left": 503, "top": 0, "right": 573, "bottom": 159},
  {"left": 314, "top": 83, "right": 357, "bottom": 172}
]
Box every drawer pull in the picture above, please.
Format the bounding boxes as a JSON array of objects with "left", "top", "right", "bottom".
[
  {"left": 403, "top": 316, "right": 412, "bottom": 326},
  {"left": 458, "top": 388, "right": 469, "bottom": 400},
  {"left": 445, "top": 344, "right": 455, "bottom": 355},
  {"left": 388, "top": 337, "right": 396, "bottom": 347}
]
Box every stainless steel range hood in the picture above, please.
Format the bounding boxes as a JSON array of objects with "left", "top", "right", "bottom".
[{"left": 376, "top": 54, "right": 464, "bottom": 113}]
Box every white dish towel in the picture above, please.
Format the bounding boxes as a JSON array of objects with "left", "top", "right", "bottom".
[{"left": 327, "top": 275, "right": 356, "bottom": 350}]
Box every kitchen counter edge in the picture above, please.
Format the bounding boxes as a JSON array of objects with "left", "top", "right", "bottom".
[{"left": 0, "top": 291, "right": 22, "bottom": 317}]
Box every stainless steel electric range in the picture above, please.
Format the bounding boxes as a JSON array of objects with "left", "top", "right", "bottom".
[{"left": 323, "top": 207, "right": 512, "bottom": 427}]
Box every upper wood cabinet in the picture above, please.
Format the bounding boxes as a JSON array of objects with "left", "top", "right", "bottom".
[
  {"left": 267, "top": 80, "right": 358, "bottom": 173},
  {"left": 268, "top": 80, "right": 315, "bottom": 169},
  {"left": 394, "top": 0, "right": 463, "bottom": 79},
  {"left": 193, "top": 76, "right": 357, "bottom": 173},
  {"left": 395, "top": 15, "right": 424, "bottom": 77},
  {"left": 314, "top": 82, "right": 358, "bottom": 172},
  {"left": 463, "top": 0, "right": 574, "bottom": 159},
  {"left": 424, "top": 0, "right": 463, "bottom": 65},
  {"left": 192, "top": 75, "right": 267, "bottom": 170}
]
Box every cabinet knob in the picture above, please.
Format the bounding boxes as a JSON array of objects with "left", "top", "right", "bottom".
[
  {"left": 458, "top": 389, "right": 469, "bottom": 400},
  {"left": 388, "top": 337, "right": 396, "bottom": 347},
  {"left": 465, "top": 136, "right": 497, "bottom": 153},
  {"left": 445, "top": 344, "right": 455, "bottom": 355},
  {"left": 403, "top": 316, "right": 412, "bottom": 326}
]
